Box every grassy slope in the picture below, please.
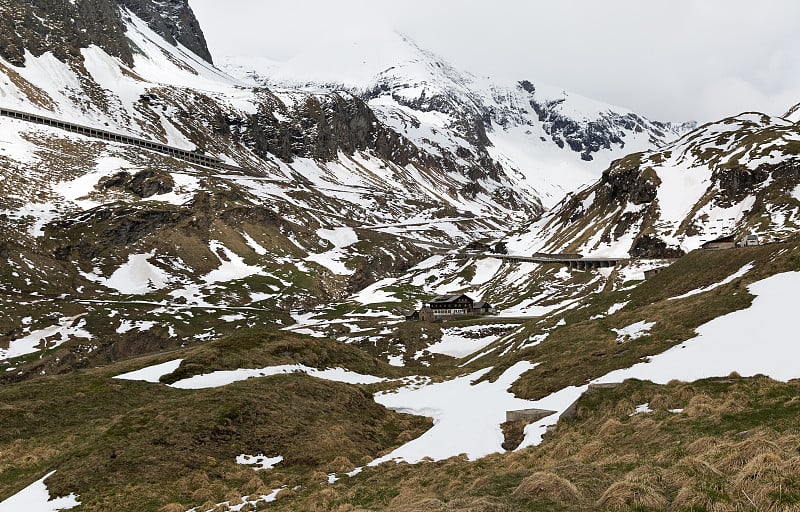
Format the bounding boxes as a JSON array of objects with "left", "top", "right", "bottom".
[
  {"left": 283, "top": 242, "right": 799, "bottom": 511},
  {"left": 488, "top": 242, "right": 800, "bottom": 400},
  {"left": 300, "top": 376, "right": 800, "bottom": 512},
  {"left": 0, "top": 331, "right": 429, "bottom": 512},
  {"left": 2, "top": 242, "right": 800, "bottom": 511}
]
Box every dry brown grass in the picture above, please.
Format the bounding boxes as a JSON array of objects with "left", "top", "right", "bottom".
[
  {"left": 575, "top": 440, "right": 608, "bottom": 462},
  {"left": 325, "top": 456, "right": 356, "bottom": 474},
  {"left": 597, "top": 479, "right": 668, "bottom": 510},
  {"left": 546, "top": 431, "right": 585, "bottom": 459},
  {"left": 598, "top": 418, "right": 624, "bottom": 436},
  {"left": 685, "top": 436, "right": 721, "bottom": 455},
  {"left": 716, "top": 435, "right": 782, "bottom": 473},
  {"left": 668, "top": 456, "right": 725, "bottom": 486},
  {"left": 628, "top": 417, "right": 661, "bottom": 444},
  {"left": 157, "top": 504, "right": 185, "bottom": 512},
  {"left": 683, "top": 393, "right": 716, "bottom": 417},
  {"left": 733, "top": 452, "right": 783, "bottom": 487},
  {"left": 511, "top": 471, "right": 583, "bottom": 504},
  {"left": 672, "top": 485, "right": 736, "bottom": 512}
]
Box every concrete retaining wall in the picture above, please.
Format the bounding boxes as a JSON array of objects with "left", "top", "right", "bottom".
[{"left": 505, "top": 408, "right": 557, "bottom": 423}]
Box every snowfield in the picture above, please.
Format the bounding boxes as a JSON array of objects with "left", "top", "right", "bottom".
[
  {"left": 236, "top": 454, "right": 283, "bottom": 471},
  {"left": 113, "top": 359, "right": 184, "bottom": 383},
  {"left": 370, "top": 362, "right": 540, "bottom": 463},
  {"left": 423, "top": 324, "right": 517, "bottom": 359},
  {"left": 102, "top": 252, "right": 172, "bottom": 294},
  {"left": 612, "top": 320, "right": 656, "bottom": 343},
  {"left": 0, "top": 316, "right": 90, "bottom": 362},
  {"left": 0, "top": 471, "right": 79, "bottom": 512},
  {"left": 115, "top": 361, "right": 386, "bottom": 389},
  {"left": 518, "top": 270, "right": 800, "bottom": 449}
]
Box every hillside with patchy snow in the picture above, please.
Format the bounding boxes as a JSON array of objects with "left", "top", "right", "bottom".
[
  {"left": 223, "top": 31, "right": 693, "bottom": 207},
  {"left": 4, "top": 1, "right": 800, "bottom": 511},
  {"left": 507, "top": 112, "right": 800, "bottom": 258}
]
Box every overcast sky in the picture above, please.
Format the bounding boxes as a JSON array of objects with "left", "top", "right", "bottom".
[{"left": 191, "top": 0, "right": 800, "bottom": 123}]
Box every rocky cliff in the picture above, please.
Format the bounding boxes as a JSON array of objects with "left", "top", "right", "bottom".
[{"left": 0, "top": 0, "right": 211, "bottom": 67}]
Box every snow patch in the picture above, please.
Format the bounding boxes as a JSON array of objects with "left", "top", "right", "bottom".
[
  {"left": 612, "top": 320, "right": 655, "bottom": 343},
  {"left": 370, "top": 361, "right": 540, "bottom": 463},
  {"left": 95, "top": 252, "right": 172, "bottom": 294},
  {"left": 630, "top": 403, "right": 653, "bottom": 416},
  {"left": 204, "top": 241, "right": 262, "bottom": 284},
  {"left": 424, "top": 325, "right": 515, "bottom": 359},
  {"left": 352, "top": 278, "right": 401, "bottom": 304},
  {"left": 0, "top": 471, "right": 79, "bottom": 512},
  {"left": 113, "top": 359, "right": 183, "bottom": 383},
  {"left": 518, "top": 271, "right": 800, "bottom": 449},
  {"left": 236, "top": 454, "right": 283, "bottom": 471},
  {"left": 167, "top": 364, "right": 386, "bottom": 389},
  {"left": 1, "top": 316, "right": 90, "bottom": 361}
]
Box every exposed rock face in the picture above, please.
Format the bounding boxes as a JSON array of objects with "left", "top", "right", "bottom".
[
  {"left": 101, "top": 169, "right": 175, "bottom": 198},
  {"left": 629, "top": 234, "right": 685, "bottom": 259},
  {"left": 346, "top": 240, "right": 429, "bottom": 295},
  {"left": 0, "top": 0, "right": 212, "bottom": 67},
  {"left": 525, "top": 90, "right": 693, "bottom": 162},
  {"left": 49, "top": 205, "right": 189, "bottom": 260},
  {"left": 600, "top": 156, "right": 661, "bottom": 205},
  {"left": 244, "top": 93, "right": 419, "bottom": 165},
  {"left": 365, "top": 80, "right": 492, "bottom": 150},
  {"left": 118, "top": 0, "right": 213, "bottom": 63},
  {"left": 0, "top": 0, "right": 132, "bottom": 66},
  {"left": 785, "top": 102, "right": 800, "bottom": 122},
  {"left": 715, "top": 166, "right": 770, "bottom": 205}
]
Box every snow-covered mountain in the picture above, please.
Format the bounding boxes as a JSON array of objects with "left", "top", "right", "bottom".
[
  {"left": 0, "top": 0, "right": 694, "bottom": 348},
  {"left": 507, "top": 112, "right": 800, "bottom": 257},
  {"left": 224, "top": 31, "right": 693, "bottom": 207},
  {"left": 0, "top": 0, "right": 591, "bottom": 374},
  {"left": 785, "top": 101, "right": 800, "bottom": 123},
  {"left": 5, "top": 3, "right": 800, "bottom": 511}
]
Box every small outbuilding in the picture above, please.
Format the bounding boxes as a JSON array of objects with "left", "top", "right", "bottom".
[
  {"left": 701, "top": 234, "right": 736, "bottom": 250},
  {"left": 472, "top": 301, "right": 494, "bottom": 314}
]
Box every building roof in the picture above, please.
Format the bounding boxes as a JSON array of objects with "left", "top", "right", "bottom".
[
  {"left": 430, "top": 294, "right": 474, "bottom": 304},
  {"left": 473, "top": 301, "right": 492, "bottom": 309},
  {"left": 702, "top": 234, "right": 735, "bottom": 246}
]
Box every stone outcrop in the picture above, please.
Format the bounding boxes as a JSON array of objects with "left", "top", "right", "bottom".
[
  {"left": 118, "top": 0, "right": 213, "bottom": 63},
  {"left": 629, "top": 235, "right": 685, "bottom": 259},
  {"left": 101, "top": 169, "right": 175, "bottom": 198},
  {"left": 715, "top": 166, "right": 770, "bottom": 205},
  {"left": 600, "top": 156, "right": 661, "bottom": 205},
  {"left": 0, "top": 0, "right": 212, "bottom": 67},
  {"left": 0, "top": 0, "right": 132, "bottom": 66},
  {"left": 244, "top": 93, "right": 420, "bottom": 165}
]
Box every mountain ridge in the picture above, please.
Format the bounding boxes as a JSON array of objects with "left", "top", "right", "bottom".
[
  {"left": 506, "top": 110, "right": 800, "bottom": 258},
  {"left": 4, "top": 4, "right": 800, "bottom": 511}
]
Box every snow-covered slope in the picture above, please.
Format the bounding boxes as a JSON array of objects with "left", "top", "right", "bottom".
[
  {"left": 0, "top": 5, "right": 551, "bottom": 373},
  {"left": 225, "top": 31, "right": 693, "bottom": 207},
  {"left": 785, "top": 102, "right": 800, "bottom": 123},
  {"left": 507, "top": 112, "right": 800, "bottom": 257}
]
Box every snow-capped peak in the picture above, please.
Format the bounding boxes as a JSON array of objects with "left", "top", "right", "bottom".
[{"left": 784, "top": 102, "right": 800, "bottom": 123}]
